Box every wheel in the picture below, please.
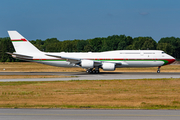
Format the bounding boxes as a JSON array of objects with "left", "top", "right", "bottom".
[
  {"left": 86, "top": 69, "right": 93, "bottom": 74},
  {"left": 86, "top": 70, "right": 89, "bottom": 73},
  {"left": 92, "top": 70, "right": 95, "bottom": 74},
  {"left": 95, "top": 70, "right": 99, "bottom": 74},
  {"left": 157, "top": 70, "right": 160, "bottom": 73}
]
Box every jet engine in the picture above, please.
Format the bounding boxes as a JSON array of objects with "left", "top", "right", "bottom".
[
  {"left": 102, "top": 63, "right": 116, "bottom": 71},
  {"left": 81, "top": 60, "right": 94, "bottom": 68}
]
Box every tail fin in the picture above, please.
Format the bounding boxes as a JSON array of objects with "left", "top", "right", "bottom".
[{"left": 7, "top": 31, "right": 41, "bottom": 53}]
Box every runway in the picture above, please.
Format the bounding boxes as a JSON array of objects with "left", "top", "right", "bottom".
[
  {"left": 0, "top": 72, "right": 180, "bottom": 82},
  {"left": 0, "top": 109, "right": 180, "bottom": 120}
]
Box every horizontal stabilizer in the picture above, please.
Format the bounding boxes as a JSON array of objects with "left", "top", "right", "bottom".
[{"left": 6, "top": 52, "right": 33, "bottom": 60}]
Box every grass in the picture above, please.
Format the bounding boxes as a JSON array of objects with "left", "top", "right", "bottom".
[
  {"left": 0, "top": 62, "right": 84, "bottom": 72},
  {"left": 0, "top": 78, "right": 180, "bottom": 109}
]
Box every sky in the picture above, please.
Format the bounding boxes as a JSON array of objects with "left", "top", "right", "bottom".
[{"left": 0, "top": 0, "right": 180, "bottom": 41}]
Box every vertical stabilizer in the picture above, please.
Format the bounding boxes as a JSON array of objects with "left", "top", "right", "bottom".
[{"left": 8, "top": 31, "right": 41, "bottom": 53}]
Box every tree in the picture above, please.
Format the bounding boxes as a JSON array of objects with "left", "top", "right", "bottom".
[
  {"left": 44, "top": 38, "right": 59, "bottom": 52},
  {"left": 132, "top": 37, "right": 157, "bottom": 50},
  {"left": 0, "top": 37, "right": 15, "bottom": 62},
  {"left": 157, "top": 43, "right": 174, "bottom": 55},
  {"left": 77, "top": 40, "right": 88, "bottom": 52},
  {"left": 157, "top": 37, "right": 180, "bottom": 58}
]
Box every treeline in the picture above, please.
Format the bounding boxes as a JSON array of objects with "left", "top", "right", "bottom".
[{"left": 0, "top": 35, "right": 180, "bottom": 62}]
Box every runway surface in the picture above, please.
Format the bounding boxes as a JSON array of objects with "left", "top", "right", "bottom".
[
  {"left": 0, "top": 72, "right": 180, "bottom": 82},
  {"left": 0, "top": 109, "right": 180, "bottom": 120}
]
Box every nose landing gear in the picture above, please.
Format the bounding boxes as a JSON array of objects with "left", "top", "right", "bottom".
[{"left": 157, "top": 66, "right": 161, "bottom": 73}]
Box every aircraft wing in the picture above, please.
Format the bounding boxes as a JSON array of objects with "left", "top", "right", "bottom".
[
  {"left": 45, "top": 54, "right": 102, "bottom": 65},
  {"left": 45, "top": 54, "right": 125, "bottom": 66},
  {"left": 45, "top": 54, "right": 81, "bottom": 64},
  {"left": 45, "top": 54, "right": 80, "bottom": 61}
]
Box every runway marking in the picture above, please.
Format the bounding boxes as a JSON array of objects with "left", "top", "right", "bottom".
[
  {"left": 0, "top": 72, "right": 180, "bottom": 82},
  {"left": 0, "top": 113, "right": 180, "bottom": 117}
]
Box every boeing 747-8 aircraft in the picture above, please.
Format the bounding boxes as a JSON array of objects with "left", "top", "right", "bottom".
[{"left": 7, "top": 31, "right": 176, "bottom": 73}]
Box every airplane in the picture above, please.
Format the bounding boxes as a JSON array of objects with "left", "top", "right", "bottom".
[{"left": 7, "top": 31, "right": 176, "bottom": 74}]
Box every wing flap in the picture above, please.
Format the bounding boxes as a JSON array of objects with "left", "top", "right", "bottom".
[{"left": 45, "top": 54, "right": 81, "bottom": 63}]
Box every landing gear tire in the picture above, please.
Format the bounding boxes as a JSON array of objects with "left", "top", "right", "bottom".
[
  {"left": 95, "top": 70, "right": 99, "bottom": 74},
  {"left": 86, "top": 69, "right": 100, "bottom": 74},
  {"left": 157, "top": 70, "right": 160, "bottom": 73},
  {"left": 86, "top": 69, "right": 92, "bottom": 74},
  {"left": 91, "top": 70, "right": 99, "bottom": 74}
]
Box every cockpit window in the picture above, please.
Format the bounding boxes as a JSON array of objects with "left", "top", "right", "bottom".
[{"left": 162, "top": 52, "right": 166, "bottom": 54}]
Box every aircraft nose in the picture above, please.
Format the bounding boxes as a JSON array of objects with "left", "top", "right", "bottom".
[
  {"left": 173, "top": 57, "right": 176, "bottom": 62},
  {"left": 168, "top": 57, "right": 176, "bottom": 64}
]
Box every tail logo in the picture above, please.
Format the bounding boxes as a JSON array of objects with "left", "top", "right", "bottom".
[{"left": 11, "top": 38, "right": 27, "bottom": 42}]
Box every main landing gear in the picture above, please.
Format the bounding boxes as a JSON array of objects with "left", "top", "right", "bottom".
[
  {"left": 157, "top": 66, "right": 161, "bottom": 73},
  {"left": 86, "top": 68, "right": 100, "bottom": 74}
]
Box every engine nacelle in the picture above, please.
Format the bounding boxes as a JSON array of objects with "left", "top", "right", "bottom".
[
  {"left": 81, "top": 60, "right": 94, "bottom": 68},
  {"left": 102, "top": 63, "right": 116, "bottom": 71}
]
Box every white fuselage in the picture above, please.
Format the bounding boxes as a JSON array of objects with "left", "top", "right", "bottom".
[{"left": 19, "top": 50, "right": 175, "bottom": 68}]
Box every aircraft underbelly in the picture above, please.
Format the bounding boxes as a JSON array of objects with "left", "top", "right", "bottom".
[
  {"left": 38, "top": 61, "right": 75, "bottom": 67},
  {"left": 125, "top": 61, "right": 164, "bottom": 67}
]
